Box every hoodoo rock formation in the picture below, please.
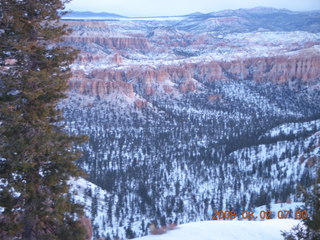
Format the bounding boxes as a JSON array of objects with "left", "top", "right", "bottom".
[
  {"left": 69, "top": 55, "right": 320, "bottom": 99},
  {"left": 64, "top": 14, "right": 320, "bottom": 102},
  {"left": 69, "top": 78, "right": 134, "bottom": 98}
]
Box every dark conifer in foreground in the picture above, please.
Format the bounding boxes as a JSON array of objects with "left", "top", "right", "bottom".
[
  {"left": 302, "top": 164, "right": 320, "bottom": 240},
  {"left": 0, "top": 0, "right": 87, "bottom": 239},
  {"left": 282, "top": 144, "right": 320, "bottom": 240}
]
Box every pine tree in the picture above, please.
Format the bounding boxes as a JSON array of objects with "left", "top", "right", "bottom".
[
  {"left": 302, "top": 165, "right": 320, "bottom": 239},
  {"left": 282, "top": 148, "right": 320, "bottom": 240},
  {"left": 0, "top": 1, "right": 87, "bottom": 239}
]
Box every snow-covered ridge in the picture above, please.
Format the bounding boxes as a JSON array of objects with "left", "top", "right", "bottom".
[{"left": 261, "top": 119, "right": 320, "bottom": 139}]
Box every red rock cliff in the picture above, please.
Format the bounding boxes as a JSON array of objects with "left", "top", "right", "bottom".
[
  {"left": 70, "top": 53, "right": 320, "bottom": 98},
  {"left": 64, "top": 20, "right": 320, "bottom": 99}
]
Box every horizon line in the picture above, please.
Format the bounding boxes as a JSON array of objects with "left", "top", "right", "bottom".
[{"left": 64, "top": 6, "right": 320, "bottom": 18}]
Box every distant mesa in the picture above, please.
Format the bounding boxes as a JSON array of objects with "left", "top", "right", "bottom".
[
  {"left": 184, "top": 12, "right": 204, "bottom": 17},
  {"left": 64, "top": 11, "right": 126, "bottom": 19},
  {"left": 247, "top": 6, "right": 292, "bottom": 13}
]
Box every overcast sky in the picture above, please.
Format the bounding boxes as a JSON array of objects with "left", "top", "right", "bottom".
[{"left": 66, "top": 0, "right": 320, "bottom": 17}]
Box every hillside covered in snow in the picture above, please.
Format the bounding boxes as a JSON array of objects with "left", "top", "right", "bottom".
[
  {"left": 59, "top": 7, "right": 320, "bottom": 239},
  {"left": 135, "top": 219, "right": 300, "bottom": 240}
]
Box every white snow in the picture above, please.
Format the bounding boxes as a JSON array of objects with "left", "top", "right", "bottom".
[
  {"left": 134, "top": 219, "right": 300, "bottom": 240},
  {"left": 262, "top": 119, "right": 320, "bottom": 138}
]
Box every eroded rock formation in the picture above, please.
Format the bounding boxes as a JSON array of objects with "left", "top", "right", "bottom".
[{"left": 63, "top": 16, "right": 320, "bottom": 101}]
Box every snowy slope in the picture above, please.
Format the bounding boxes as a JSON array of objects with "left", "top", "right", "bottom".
[
  {"left": 134, "top": 219, "right": 300, "bottom": 240},
  {"left": 68, "top": 175, "right": 308, "bottom": 240},
  {"left": 61, "top": 8, "right": 320, "bottom": 240}
]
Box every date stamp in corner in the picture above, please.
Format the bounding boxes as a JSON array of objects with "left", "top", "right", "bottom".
[{"left": 211, "top": 210, "right": 309, "bottom": 220}]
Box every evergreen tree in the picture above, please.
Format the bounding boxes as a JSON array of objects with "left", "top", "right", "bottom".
[
  {"left": 125, "top": 224, "right": 135, "bottom": 239},
  {"left": 0, "top": 0, "right": 87, "bottom": 239},
  {"left": 302, "top": 165, "right": 320, "bottom": 239},
  {"left": 282, "top": 157, "right": 320, "bottom": 240}
]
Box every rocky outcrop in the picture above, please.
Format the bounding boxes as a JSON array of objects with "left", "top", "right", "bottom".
[
  {"left": 70, "top": 78, "right": 134, "bottom": 98},
  {"left": 134, "top": 99, "right": 148, "bottom": 108},
  {"left": 192, "top": 54, "right": 320, "bottom": 83},
  {"left": 65, "top": 36, "right": 150, "bottom": 50},
  {"left": 208, "top": 95, "right": 222, "bottom": 101},
  {"left": 70, "top": 53, "right": 320, "bottom": 99},
  {"left": 179, "top": 78, "right": 197, "bottom": 93},
  {"left": 221, "top": 55, "right": 320, "bottom": 82},
  {"left": 64, "top": 19, "right": 320, "bottom": 101},
  {"left": 112, "top": 53, "right": 123, "bottom": 64},
  {"left": 63, "top": 21, "right": 151, "bottom": 50}
]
